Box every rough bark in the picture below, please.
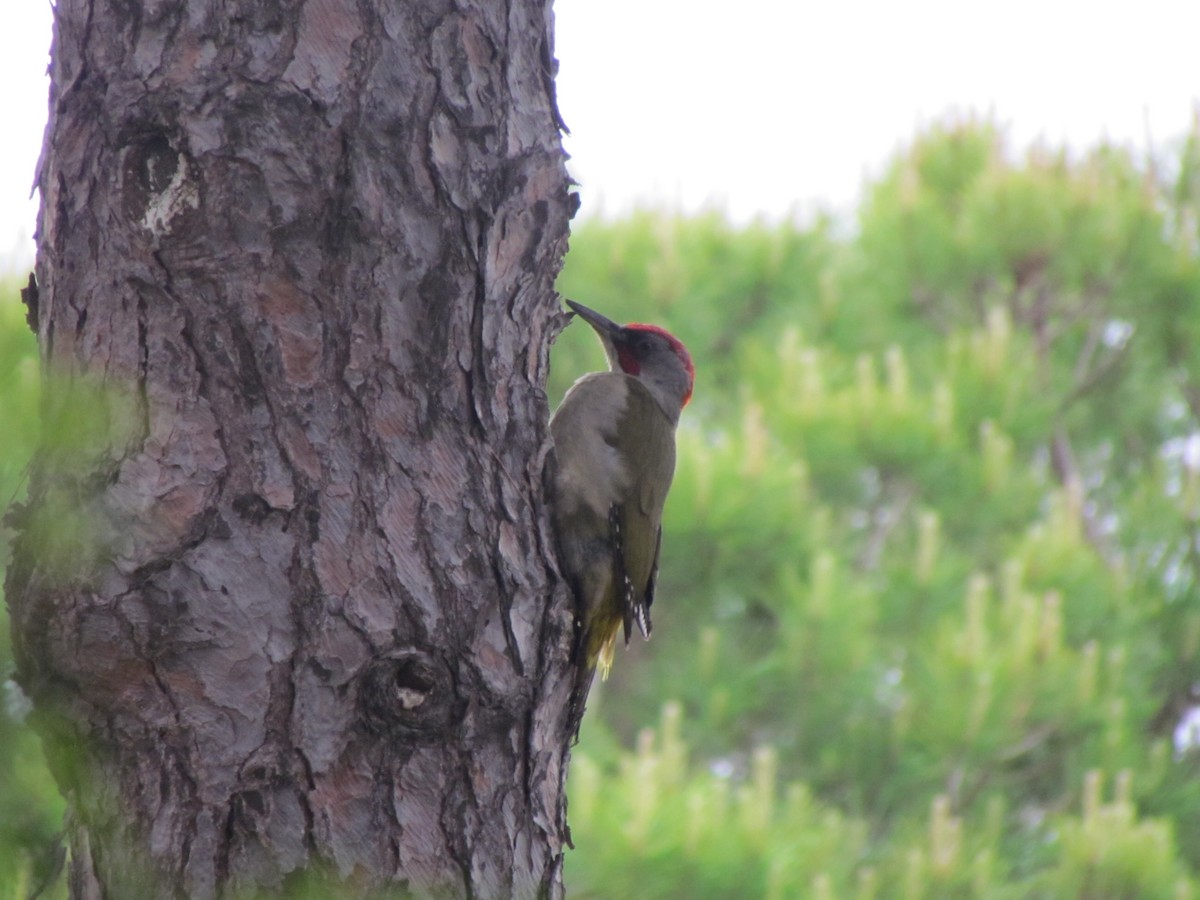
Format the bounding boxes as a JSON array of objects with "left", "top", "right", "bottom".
[{"left": 6, "top": 0, "right": 575, "bottom": 896}]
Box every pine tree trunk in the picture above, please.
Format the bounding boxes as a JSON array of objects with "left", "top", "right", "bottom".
[{"left": 6, "top": 0, "right": 575, "bottom": 896}]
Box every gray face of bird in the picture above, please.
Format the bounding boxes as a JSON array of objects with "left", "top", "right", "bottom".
[{"left": 622, "top": 331, "right": 694, "bottom": 421}]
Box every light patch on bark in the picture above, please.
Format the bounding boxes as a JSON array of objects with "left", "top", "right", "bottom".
[
  {"left": 395, "top": 687, "right": 426, "bottom": 709},
  {"left": 141, "top": 152, "right": 199, "bottom": 238}
]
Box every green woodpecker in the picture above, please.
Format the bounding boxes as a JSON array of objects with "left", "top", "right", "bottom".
[{"left": 551, "top": 300, "right": 694, "bottom": 694}]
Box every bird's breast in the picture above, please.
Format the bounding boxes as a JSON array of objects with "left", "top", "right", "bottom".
[{"left": 551, "top": 373, "right": 634, "bottom": 519}]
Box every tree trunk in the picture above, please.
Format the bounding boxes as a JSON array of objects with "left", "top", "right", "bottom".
[{"left": 6, "top": 0, "right": 575, "bottom": 896}]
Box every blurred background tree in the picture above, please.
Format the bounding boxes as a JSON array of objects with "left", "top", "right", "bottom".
[{"left": 6, "top": 118, "right": 1200, "bottom": 897}]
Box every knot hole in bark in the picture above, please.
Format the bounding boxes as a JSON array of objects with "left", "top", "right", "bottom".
[
  {"left": 121, "top": 133, "right": 200, "bottom": 239},
  {"left": 360, "top": 650, "right": 456, "bottom": 738}
]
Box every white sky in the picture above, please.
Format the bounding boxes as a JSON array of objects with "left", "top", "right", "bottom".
[{"left": 2, "top": 1, "right": 1199, "bottom": 272}]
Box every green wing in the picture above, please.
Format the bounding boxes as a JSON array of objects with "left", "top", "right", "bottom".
[{"left": 611, "top": 379, "right": 676, "bottom": 641}]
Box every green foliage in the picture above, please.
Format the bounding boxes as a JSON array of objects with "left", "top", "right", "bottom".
[
  {"left": 0, "top": 277, "right": 66, "bottom": 899},
  {"left": 0, "top": 282, "right": 38, "bottom": 495},
  {"left": 556, "top": 118, "right": 1200, "bottom": 896}
]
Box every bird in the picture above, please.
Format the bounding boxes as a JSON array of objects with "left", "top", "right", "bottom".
[{"left": 549, "top": 299, "right": 694, "bottom": 716}]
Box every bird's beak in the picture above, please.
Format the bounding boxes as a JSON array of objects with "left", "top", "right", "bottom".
[{"left": 566, "top": 300, "right": 622, "bottom": 339}]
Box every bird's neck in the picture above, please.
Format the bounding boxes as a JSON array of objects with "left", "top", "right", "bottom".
[{"left": 631, "top": 371, "right": 684, "bottom": 427}]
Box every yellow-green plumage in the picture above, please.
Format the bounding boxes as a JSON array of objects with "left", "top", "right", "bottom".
[{"left": 551, "top": 371, "right": 676, "bottom": 678}]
